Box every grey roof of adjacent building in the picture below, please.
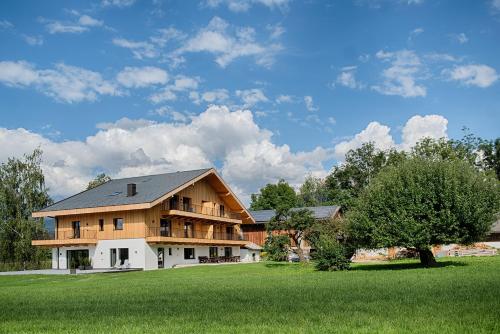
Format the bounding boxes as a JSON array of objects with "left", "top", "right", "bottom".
[
  {"left": 39, "top": 168, "right": 212, "bottom": 212},
  {"left": 243, "top": 242, "right": 263, "bottom": 250},
  {"left": 249, "top": 205, "right": 340, "bottom": 224}
]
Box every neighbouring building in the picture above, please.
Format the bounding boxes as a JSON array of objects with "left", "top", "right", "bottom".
[
  {"left": 242, "top": 206, "right": 341, "bottom": 254},
  {"left": 32, "top": 168, "right": 255, "bottom": 270},
  {"left": 240, "top": 242, "right": 262, "bottom": 262}
]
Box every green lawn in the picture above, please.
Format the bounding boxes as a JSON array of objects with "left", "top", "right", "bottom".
[{"left": 1, "top": 257, "right": 499, "bottom": 334}]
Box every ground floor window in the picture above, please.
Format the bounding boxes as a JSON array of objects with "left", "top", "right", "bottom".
[
  {"left": 168, "top": 247, "right": 172, "bottom": 256},
  {"left": 110, "top": 248, "right": 117, "bottom": 267},
  {"left": 184, "top": 248, "right": 195, "bottom": 259},
  {"left": 67, "top": 249, "right": 89, "bottom": 269},
  {"left": 224, "top": 247, "right": 232, "bottom": 257},
  {"left": 110, "top": 248, "right": 129, "bottom": 266},
  {"left": 209, "top": 246, "right": 218, "bottom": 258}
]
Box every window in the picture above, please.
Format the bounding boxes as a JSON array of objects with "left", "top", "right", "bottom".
[
  {"left": 209, "top": 246, "right": 218, "bottom": 258},
  {"left": 226, "top": 226, "right": 234, "bottom": 240},
  {"left": 110, "top": 248, "right": 117, "bottom": 267},
  {"left": 224, "top": 247, "right": 232, "bottom": 257},
  {"left": 113, "top": 218, "right": 124, "bottom": 230},
  {"left": 168, "top": 247, "right": 172, "bottom": 256},
  {"left": 184, "top": 248, "right": 195, "bottom": 260},
  {"left": 119, "top": 248, "right": 129, "bottom": 265},
  {"left": 99, "top": 219, "right": 104, "bottom": 231},
  {"left": 158, "top": 248, "right": 164, "bottom": 269},
  {"left": 160, "top": 218, "right": 171, "bottom": 237},
  {"left": 219, "top": 205, "right": 225, "bottom": 217},
  {"left": 184, "top": 222, "right": 193, "bottom": 238},
  {"left": 72, "top": 221, "right": 80, "bottom": 238},
  {"left": 169, "top": 195, "right": 179, "bottom": 210},
  {"left": 183, "top": 197, "right": 192, "bottom": 212}
]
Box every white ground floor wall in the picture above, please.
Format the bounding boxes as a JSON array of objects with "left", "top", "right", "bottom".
[
  {"left": 240, "top": 249, "right": 261, "bottom": 263},
  {"left": 51, "top": 238, "right": 240, "bottom": 270}
]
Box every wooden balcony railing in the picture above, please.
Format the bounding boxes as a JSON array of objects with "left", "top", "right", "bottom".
[
  {"left": 162, "top": 202, "right": 242, "bottom": 220},
  {"left": 146, "top": 227, "right": 247, "bottom": 241},
  {"left": 33, "top": 229, "right": 97, "bottom": 241}
]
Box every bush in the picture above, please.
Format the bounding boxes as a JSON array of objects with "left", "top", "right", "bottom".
[
  {"left": 263, "top": 234, "right": 290, "bottom": 261},
  {"left": 312, "top": 236, "right": 351, "bottom": 271}
]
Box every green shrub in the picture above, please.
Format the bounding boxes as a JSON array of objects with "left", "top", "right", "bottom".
[
  {"left": 312, "top": 236, "right": 351, "bottom": 271},
  {"left": 263, "top": 234, "right": 290, "bottom": 261}
]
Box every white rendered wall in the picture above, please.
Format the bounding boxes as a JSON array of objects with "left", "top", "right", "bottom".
[
  {"left": 240, "top": 249, "right": 261, "bottom": 262},
  {"left": 150, "top": 245, "right": 241, "bottom": 269},
  {"left": 93, "top": 238, "right": 148, "bottom": 269},
  {"left": 53, "top": 246, "right": 97, "bottom": 269}
]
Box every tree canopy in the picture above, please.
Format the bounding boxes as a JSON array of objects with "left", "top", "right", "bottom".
[
  {"left": 250, "top": 179, "right": 298, "bottom": 210},
  {"left": 87, "top": 173, "right": 111, "bottom": 190},
  {"left": 0, "top": 149, "right": 52, "bottom": 267},
  {"left": 348, "top": 157, "right": 500, "bottom": 266}
]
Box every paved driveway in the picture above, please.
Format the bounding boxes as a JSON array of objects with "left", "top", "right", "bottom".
[{"left": 0, "top": 268, "right": 141, "bottom": 275}]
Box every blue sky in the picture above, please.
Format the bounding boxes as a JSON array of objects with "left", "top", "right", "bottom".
[{"left": 0, "top": 0, "right": 499, "bottom": 203}]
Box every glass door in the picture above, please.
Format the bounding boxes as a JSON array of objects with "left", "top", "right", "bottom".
[
  {"left": 72, "top": 221, "right": 80, "bottom": 239},
  {"left": 67, "top": 249, "right": 89, "bottom": 269},
  {"left": 110, "top": 248, "right": 117, "bottom": 267},
  {"left": 160, "top": 218, "right": 171, "bottom": 237},
  {"left": 158, "top": 248, "right": 164, "bottom": 268}
]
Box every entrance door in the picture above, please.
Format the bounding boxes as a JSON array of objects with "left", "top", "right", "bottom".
[
  {"left": 158, "top": 248, "right": 164, "bottom": 268},
  {"left": 67, "top": 249, "right": 89, "bottom": 269}
]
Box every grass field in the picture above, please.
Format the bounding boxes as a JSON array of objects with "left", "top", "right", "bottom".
[{"left": 1, "top": 257, "right": 499, "bottom": 334}]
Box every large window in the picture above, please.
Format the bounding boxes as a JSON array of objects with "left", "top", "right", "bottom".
[
  {"left": 98, "top": 219, "right": 104, "bottom": 231},
  {"left": 183, "top": 197, "right": 192, "bottom": 212},
  {"left": 184, "top": 248, "right": 195, "bottom": 260},
  {"left": 113, "top": 218, "right": 124, "bottom": 230},
  {"left": 219, "top": 205, "right": 225, "bottom": 217},
  {"left": 209, "top": 246, "right": 218, "bottom": 258},
  {"left": 169, "top": 195, "right": 179, "bottom": 210},
  {"left": 224, "top": 247, "right": 232, "bottom": 257},
  {"left": 160, "top": 218, "right": 171, "bottom": 237},
  {"left": 119, "top": 248, "right": 129, "bottom": 265}
]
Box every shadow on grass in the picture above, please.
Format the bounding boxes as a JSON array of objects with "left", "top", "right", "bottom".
[
  {"left": 351, "top": 260, "right": 468, "bottom": 271},
  {"left": 264, "top": 262, "right": 291, "bottom": 268}
]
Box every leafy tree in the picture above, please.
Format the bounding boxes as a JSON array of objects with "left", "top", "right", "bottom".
[
  {"left": 267, "top": 208, "right": 316, "bottom": 261},
  {"left": 348, "top": 157, "right": 500, "bottom": 267},
  {"left": 0, "top": 149, "right": 52, "bottom": 268},
  {"left": 324, "top": 143, "right": 405, "bottom": 210},
  {"left": 297, "top": 175, "right": 329, "bottom": 207},
  {"left": 87, "top": 173, "right": 111, "bottom": 190},
  {"left": 263, "top": 234, "right": 290, "bottom": 261},
  {"left": 250, "top": 179, "right": 298, "bottom": 210},
  {"left": 479, "top": 138, "right": 500, "bottom": 180}
]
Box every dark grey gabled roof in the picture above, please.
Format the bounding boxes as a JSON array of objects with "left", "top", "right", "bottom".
[
  {"left": 39, "top": 168, "right": 212, "bottom": 212},
  {"left": 249, "top": 205, "right": 340, "bottom": 224}
]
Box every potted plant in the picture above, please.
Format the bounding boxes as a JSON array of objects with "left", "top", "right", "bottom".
[
  {"left": 69, "top": 259, "right": 77, "bottom": 274},
  {"left": 84, "top": 257, "right": 93, "bottom": 270},
  {"left": 78, "top": 256, "right": 85, "bottom": 270}
]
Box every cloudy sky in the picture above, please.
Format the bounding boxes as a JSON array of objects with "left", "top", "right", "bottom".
[{"left": 0, "top": 0, "right": 499, "bottom": 204}]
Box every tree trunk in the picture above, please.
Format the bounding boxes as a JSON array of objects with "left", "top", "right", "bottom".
[
  {"left": 296, "top": 246, "right": 305, "bottom": 262},
  {"left": 417, "top": 247, "right": 437, "bottom": 267}
]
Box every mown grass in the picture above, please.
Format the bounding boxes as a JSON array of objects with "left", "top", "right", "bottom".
[{"left": 0, "top": 256, "right": 499, "bottom": 333}]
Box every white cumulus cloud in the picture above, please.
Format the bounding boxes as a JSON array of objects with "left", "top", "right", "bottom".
[
  {"left": 116, "top": 66, "right": 169, "bottom": 88},
  {"left": 444, "top": 64, "right": 498, "bottom": 88}
]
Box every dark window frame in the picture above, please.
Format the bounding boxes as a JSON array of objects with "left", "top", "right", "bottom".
[
  {"left": 98, "top": 219, "right": 104, "bottom": 231},
  {"left": 113, "top": 218, "right": 124, "bottom": 231},
  {"left": 224, "top": 247, "right": 232, "bottom": 257},
  {"left": 184, "top": 248, "right": 195, "bottom": 260}
]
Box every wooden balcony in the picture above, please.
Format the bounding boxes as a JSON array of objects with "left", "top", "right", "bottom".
[
  {"left": 161, "top": 203, "right": 242, "bottom": 224},
  {"left": 145, "top": 227, "right": 248, "bottom": 246},
  {"left": 32, "top": 230, "right": 97, "bottom": 247}
]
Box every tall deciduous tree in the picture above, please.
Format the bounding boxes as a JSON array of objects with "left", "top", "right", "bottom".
[
  {"left": 297, "top": 175, "right": 329, "bottom": 207},
  {"left": 250, "top": 179, "right": 298, "bottom": 210},
  {"left": 348, "top": 157, "right": 500, "bottom": 267},
  {"left": 267, "top": 208, "right": 316, "bottom": 262},
  {"left": 0, "top": 149, "right": 52, "bottom": 268},
  {"left": 87, "top": 173, "right": 111, "bottom": 190}
]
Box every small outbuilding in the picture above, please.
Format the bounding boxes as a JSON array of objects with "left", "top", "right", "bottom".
[{"left": 240, "top": 243, "right": 262, "bottom": 262}]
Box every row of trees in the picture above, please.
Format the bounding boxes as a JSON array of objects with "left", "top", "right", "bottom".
[{"left": 253, "top": 134, "right": 500, "bottom": 268}]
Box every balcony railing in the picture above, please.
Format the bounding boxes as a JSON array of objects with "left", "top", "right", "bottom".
[
  {"left": 146, "top": 227, "right": 247, "bottom": 241},
  {"left": 33, "top": 229, "right": 97, "bottom": 241},
  {"left": 162, "top": 202, "right": 242, "bottom": 220}
]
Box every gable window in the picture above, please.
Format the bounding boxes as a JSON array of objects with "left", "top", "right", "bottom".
[
  {"left": 113, "top": 218, "right": 124, "bottom": 231},
  {"left": 99, "top": 219, "right": 104, "bottom": 231},
  {"left": 224, "top": 247, "right": 232, "bottom": 257},
  {"left": 184, "top": 248, "right": 195, "bottom": 260},
  {"left": 219, "top": 205, "right": 225, "bottom": 217},
  {"left": 209, "top": 246, "right": 218, "bottom": 258},
  {"left": 169, "top": 195, "right": 179, "bottom": 210}
]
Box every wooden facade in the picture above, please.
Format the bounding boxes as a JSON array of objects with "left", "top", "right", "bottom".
[{"left": 32, "top": 171, "right": 251, "bottom": 247}]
